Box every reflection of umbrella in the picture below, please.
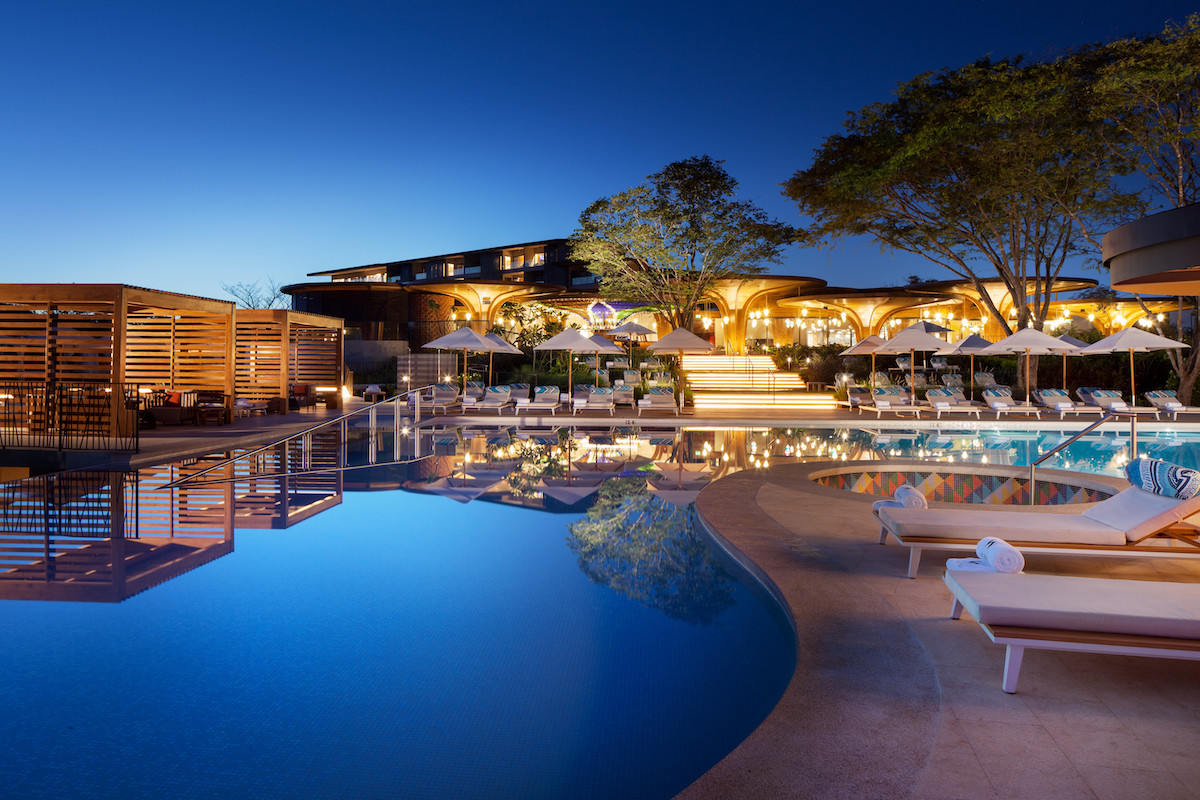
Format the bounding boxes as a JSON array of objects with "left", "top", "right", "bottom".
[
  {"left": 872, "top": 328, "right": 950, "bottom": 396},
  {"left": 981, "top": 328, "right": 1078, "bottom": 404},
  {"left": 647, "top": 482, "right": 701, "bottom": 507},
  {"left": 841, "top": 334, "right": 886, "bottom": 387},
  {"left": 935, "top": 334, "right": 993, "bottom": 401},
  {"left": 483, "top": 332, "right": 522, "bottom": 386},
  {"left": 535, "top": 328, "right": 606, "bottom": 401},
  {"left": 648, "top": 327, "right": 714, "bottom": 412},
  {"left": 537, "top": 476, "right": 605, "bottom": 505},
  {"left": 426, "top": 474, "right": 501, "bottom": 503},
  {"left": 423, "top": 327, "right": 505, "bottom": 388},
  {"left": 1057, "top": 334, "right": 1088, "bottom": 391},
  {"left": 1079, "top": 327, "right": 1189, "bottom": 402}
]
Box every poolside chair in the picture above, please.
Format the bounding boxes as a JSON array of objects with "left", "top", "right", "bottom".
[
  {"left": 463, "top": 381, "right": 485, "bottom": 401},
  {"left": 518, "top": 385, "right": 561, "bottom": 415},
  {"left": 925, "top": 387, "right": 981, "bottom": 419},
  {"left": 1079, "top": 387, "right": 1161, "bottom": 418},
  {"left": 973, "top": 372, "right": 1005, "bottom": 390},
  {"left": 580, "top": 386, "right": 615, "bottom": 415},
  {"left": 1145, "top": 389, "right": 1200, "bottom": 420},
  {"left": 982, "top": 388, "right": 1040, "bottom": 419},
  {"left": 842, "top": 385, "right": 872, "bottom": 412},
  {"left": 428, "top": 383, "right": 461, "bottom": 413},
  {"left": 640, "top": 358, "right": 664, "bottom": 371},
  {"left": 940, "top": 373, "right": 964, "bottom": 389},
  {"left": 608, "top": 358, "right": 630, "bottom": 370},
  {"left": 622, "top": 370, "right": 641, "bottom": 387},
  {"left": 866, "top": 387, "right": 922, "bottom": 418},
  {"left": 904, "top": 372, "right": 928, "bottom": 390},
  {"left": 612, "top": 386, "right": 635, "bottom": 408},
  {"left": 945, "top": 570, "right": 1200, "bottom": 693},
  {"left": 475, "top": 385, "right": 512, "bottom": 414},
  {"left": 1032, "top": 388, "right": 1103, "bottom": 419},
  {"left": 874, "top": 458, "right": 1200, "bottom": 578},
  {"left": 929, "top": 356, "right": 951, "bottom": 373},
  {"left": 638, "top": 386, "right": 679, "bottom": 416}
]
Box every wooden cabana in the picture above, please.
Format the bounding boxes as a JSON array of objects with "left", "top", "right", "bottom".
[
  {"left": 233, "top": 309, "right": 345, "bottom": 408},
  {"left": 0, "top": 284, "right": 234, "bottom": 449}
]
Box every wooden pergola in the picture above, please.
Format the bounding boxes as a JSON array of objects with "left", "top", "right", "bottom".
[{"left": 233, "top": 309, "right": 345, "bottom": 405}]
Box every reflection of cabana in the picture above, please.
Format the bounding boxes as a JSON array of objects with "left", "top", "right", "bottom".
[
  {"left": 0, "top": 469, "right": 233, "bottom": 602},
  {"left": 234, "top": 309, "right": 345, "bottom": 407},
  {"left": 0, "top": 284, "right": 235, "bottom": 448}
]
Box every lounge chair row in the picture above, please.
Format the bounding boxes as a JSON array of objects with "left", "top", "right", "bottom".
[{"left": 406, "top": 383, "right": 680, "bottom": 416}]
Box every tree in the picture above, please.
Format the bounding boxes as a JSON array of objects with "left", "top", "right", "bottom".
[
  {"left": 783, "top": 57, "right": 1141, "bottom": 390},
  {"left": 221, "top": 277, "right": 289, "bottom": 309},
  {"left": 570, "top": 156, "right": 796, "bottom": 330},
  {"left": 1090, "top": 15, "right": 1200, "bottom": 401}
]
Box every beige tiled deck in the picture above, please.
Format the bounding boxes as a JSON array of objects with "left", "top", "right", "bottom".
[{"left": 680, "top": 462, "right": 1200, "bottom": 800}]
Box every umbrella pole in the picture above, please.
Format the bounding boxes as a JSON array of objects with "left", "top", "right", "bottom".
[
  {"left": 1062, "top": 353, "right": 1067, "bottom": 392},
  {"left": 678, "top": 348, "right": 685, "bottom": 413},
  {"left": 1025, "top": 348, "right": 1031, "bottom": 405},
  {"left": 489, "top": 351, "right": 494, "bottom": 387},
  {"left": 1130, "top": 350, "right": 1136, "bottom": 403},
  {"left": 970, "top": 354, "right": 975, "bottom": 402},
  {"left": 909, "top": 349, "right": 915, "bottom": 401},
  {"left": 871, "top": 353, "right": 876, "bottom": 389}
]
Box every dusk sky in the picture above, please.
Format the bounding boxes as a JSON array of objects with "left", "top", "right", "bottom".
[{"left": 2, "top": 1, "right": 1196, "bottom": 301}]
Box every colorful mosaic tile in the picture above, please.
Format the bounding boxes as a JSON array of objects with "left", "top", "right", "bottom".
[{"left": 816, "top": 470, "right": 1112, "bottom": 506}]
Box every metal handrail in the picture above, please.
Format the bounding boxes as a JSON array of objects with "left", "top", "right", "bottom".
[
  {"left": 159, "top": 384, "right": 436, "bottom": 490},
  {"left": 1027, "top": 409, "right": 1135, "bottom": 505}
]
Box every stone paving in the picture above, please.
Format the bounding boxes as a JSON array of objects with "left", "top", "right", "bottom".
[{"left": 680, "top": 462, "right": 1200, "bottom": 800}]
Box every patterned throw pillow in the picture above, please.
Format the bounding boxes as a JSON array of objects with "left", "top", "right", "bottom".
[{"left": 1125, "top": 458, "right": 1200, "bottom": 500}]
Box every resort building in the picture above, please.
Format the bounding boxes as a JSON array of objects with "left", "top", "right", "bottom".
[{"left": 283, "top": 239, "right": 1175, "bottom": 364}]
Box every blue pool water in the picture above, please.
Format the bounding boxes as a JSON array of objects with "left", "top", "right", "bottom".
[{"left": 0, "top": 468, "right": 795, "bottom": 800}]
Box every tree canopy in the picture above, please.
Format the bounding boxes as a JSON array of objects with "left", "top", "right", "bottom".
[
  {"left": 783, "top": 56, "right": 1142, "bottom": 339},
  {"left": 570, "top": 155, "right": 796, "bottom": 330}
]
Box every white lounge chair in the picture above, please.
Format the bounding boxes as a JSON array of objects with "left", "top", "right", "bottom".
[
  {"left": 875, "top": 471, "right": 1200, "bottom": 578},
  {"left": 1032, "top": 388, "right": 1103, "bottom": 419},
  {"left": 867, "top": 387, "right": 922, "bottom": 418},
  {"left": 428, "top": 383, "right": 461, "bottom": 413},
  {"left": 945, "top": 570, "right": 1200, "bottom": 693},
  {"left": 518, "top": 385, "right": 561, "bottom": 415},
  {"left": 1145, "top": 389, "right": 1200, "bottom": 420},
  {"left": 475, "top": 385, "right": 512, "bottom": 414},
  {"left": 925, "top": 387, "right": 980, "bottom": 419},
  {"left": 982, "top": 388, "right": 1040, "bottom": 419},
  {"left": 580, "top": 386, "right": 615, "bottom": 415},
  {"left": 638, "top": 386, "right": 679, "bottom": 416}
]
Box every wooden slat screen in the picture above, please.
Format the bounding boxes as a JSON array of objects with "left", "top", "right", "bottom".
[
  {"left": 0, "top": 301, "right": 117, "bottom": 383},
  {"left": 234, "top": 318, "right": 285, "bottom": 402},
  {"left": 125, "top": 310, "right": 229, "bottom": 391},
  {"left": 290, "top": 325, "right": 341, "bottom": 386}
]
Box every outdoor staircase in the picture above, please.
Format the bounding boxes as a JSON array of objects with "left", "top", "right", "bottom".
[{"left": 680, "top": 355, "right": 836, "bottom": 411}]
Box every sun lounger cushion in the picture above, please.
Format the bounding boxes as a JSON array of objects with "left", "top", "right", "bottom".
[
  {"left": 945, "top": 571, "right": 1200, "bottom": 640},
  {"left": 1124, "top": 458, "right": 1200, "bottom": 500},
  {"left": 879, "top": 506, "right": 1129, "bottom": 545}
]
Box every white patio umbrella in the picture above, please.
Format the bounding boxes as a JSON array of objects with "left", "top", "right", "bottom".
[
  {"left": 607, "top": 319, "right": 657, "bottom": 364},
  {"left": 841, "top": 334, "right": 886, "bottom": 388},
  {"left": 537, "top": 476, "right": 605, "bottom": 505},
  {"left": 872, "top": 328, "right": 952, "bottom": 396},
  {"left": 1057, "top": 334, "right": 1088, "bottom": 391},
  {"left": 935, "top": 334, "right": 993, "bottom": 401},
  {"left": 902, "top": 320, "right": 952, "bottom": 334},
  {"left": 1079, "top": 327, "right": 1189, "bottom": 402},
  {"left": 483, "top": 332, "right": 522, "bottom": 386},
  {"left": 534, "top": 328, "right": 607, "bottom": 401},
  {"left": 980, "top": 327, "right": 1079, "bottom": 404},
  {"left": 648, "top": 327, "right": 715, "bottom": 412},
  {"left": 423, "top": 327, "right": 506, "bottom": 388}
]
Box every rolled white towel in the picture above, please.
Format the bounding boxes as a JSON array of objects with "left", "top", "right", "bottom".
[
  {"left": 893, "top": 485, "right": 927, "bottom": 509},
  {"left": 945, "top": 557, "right": 995, "bottom": 572},
  {"left": 872, "top": 499, "right": 903, "bottom": 513},
  {"left": 976, "top": 537, "right": 1025, "bottom": 573}
]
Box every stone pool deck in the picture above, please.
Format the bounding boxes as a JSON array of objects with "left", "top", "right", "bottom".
[{"left": 681, "top": 462, "right": 1200, "bottom": 800}]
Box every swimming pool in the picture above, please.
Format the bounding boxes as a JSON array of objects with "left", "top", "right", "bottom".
[{"left": 0, "top": 453, "right": 795, "bottom": 800}]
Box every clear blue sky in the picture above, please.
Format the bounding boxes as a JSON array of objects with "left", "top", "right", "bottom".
[{"left": 1, "top": 0, "right": 1194, "bottom": 300}]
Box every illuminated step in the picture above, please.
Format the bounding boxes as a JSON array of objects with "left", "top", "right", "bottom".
[
  {"left": 680, "top": 355, "right": 779, "bottom": 371},
  {"left": 693, "top": 392, "right": 838, "bottom": 410},
  {"left": 687, "top": 374, "right": 806, "bottom": 390}
]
